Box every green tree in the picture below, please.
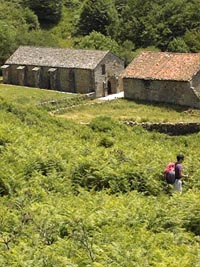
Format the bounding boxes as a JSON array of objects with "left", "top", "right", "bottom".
[
  {"left": 74, "top": 31, "right": 123, "bottom": 57},
  {"left": 24, "top": 0, "right": 63, "bottom": 24},
  {"left": 0, "top": 21, "right": 16, "bottom": 65},
  {"left": 0, "top": 0, "right": 39, "bottom": 66},
  {"left": 117, "top": 0, "right": 200, "bottom": 51},
  {"left": 183, "top": 29, "right": 200, "bottom": 52},
  {"left": 76, "top": 0, "right": 119, "bottom": 37},
  {"left": 167, "top": 37, "right": 189, "bottom": 52}
]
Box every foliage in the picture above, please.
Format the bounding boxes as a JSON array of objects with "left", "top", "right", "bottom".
[
  {"left": 0, "top": 85, "right": 200, "bottom": 265},
  {"left": 75, "top": 0, "right": 119, "bottom": 37},
  {"left": 116, "top": 0, "right": 200, "bottom": 51},
  {"left": 0, "top": 0, "right": 39, "bottom": 65},
  {"left": 59, "top": 98, "right": 200, "bottom": 123},
  {"left": 89, "top": 116, "right": 122, "bottom": 132},
  {"left": 183, "top": 29, "right": 200, "bottom": 53},
  {"left": 74, "top": 31, "right": 122, "bottom": 54},
  {"left": 0, "top": 0, "right": 199, "bottom": 69},
  {"left": 167, "top": 37, "right": 189, "bottom": 52},
  {"left": 24, "top": 0, "right": 63, "bottom": 25},
  {"left": 18, "top": 30, "right": 60, "bottom": 48}
]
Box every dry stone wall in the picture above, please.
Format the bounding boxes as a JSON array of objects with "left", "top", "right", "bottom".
[{"left": 124, "top": 121, "right": 200, "bottom": 135}]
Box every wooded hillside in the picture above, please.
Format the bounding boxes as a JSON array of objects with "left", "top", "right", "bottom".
[{"left": 1, "top": 0, "right": 199, "bottom": 67}]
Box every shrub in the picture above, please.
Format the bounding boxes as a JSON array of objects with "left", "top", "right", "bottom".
[
  {"left": 89, "top": 116, "right": 120, "bottom": 132},
  {"left": 98, "top": 137, "right": 114, "bottom": 148}
]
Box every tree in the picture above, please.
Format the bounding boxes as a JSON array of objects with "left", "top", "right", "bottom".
[
  {"left": 76, "top": 0, "right": 119, "bottom": 37},
  {"left": 24, "top": 0, "right": 63, "bottom": 24},
  {"left": 0, "top": 22, "right": 16, "bottom": 65},
  {"left": 117, "top": 0, "right": 200, "bottom": 51},
  {"left": 167, "top": 37, "right": 189, "bottom": 52},
  {"left": 0, "top": 0, "right": 39, "bottom": 66},
  {"left": 183, "top": 29, "right": 200, "bottom": 52},
  {"left": 74, "top": 31, "right": 122, "bottom": 57}
]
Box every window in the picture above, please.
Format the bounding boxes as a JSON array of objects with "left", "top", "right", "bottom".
[{"left": 143, "top": 80, "right": 151, "bottom": 89}]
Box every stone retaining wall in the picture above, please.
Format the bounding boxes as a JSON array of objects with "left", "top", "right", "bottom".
[{"left": 124, "top": 121, "right": 200, "bottom": 135}]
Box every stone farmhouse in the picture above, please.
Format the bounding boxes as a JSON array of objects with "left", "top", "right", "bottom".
[
  {"left": 1, "top": 46, "right": 124, "bottom": 98},
  {"left": 123, "top": 52, "right": 200, "bottom": 109}
]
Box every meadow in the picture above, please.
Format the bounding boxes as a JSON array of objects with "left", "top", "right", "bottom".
[{"left": 0, "top": 85, "right": 199, "bottom": 267}]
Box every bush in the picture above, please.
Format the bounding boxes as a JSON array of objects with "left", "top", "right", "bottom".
[
  {"left": 89, "top": 116, "right": 120, "bottom": 132},
  {"left": 98, "top": 137, "right": 114, "bottom": 148}
]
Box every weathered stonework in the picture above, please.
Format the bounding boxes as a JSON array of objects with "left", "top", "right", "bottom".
[
  {"left": 124, "top": 121, "right": 200, "bottom": 135},
  {"left": 1, "top": 46, "right": 124, "bottom": 98},
  {"left": 123, "top": 78, "right": 200, "bottom": 109},
  {"left": 123, "top": 52, "right": 200, "bottom": 109}
]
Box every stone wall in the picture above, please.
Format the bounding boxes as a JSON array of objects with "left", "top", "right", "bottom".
[
  {"left": 191, "top": 71, "right": 200, "bottom": 93},
  {"left": 124, "top": 121, "right": 200, "bottom": 135},
  {"left": 123, "top": 78, "right": 200, "bottom": 109},
  {"left": 3, "top": 52, "right": 124, "bottom": 98},
  {"left": 94, "top": 53, "right": 124, "bottom": 97}
]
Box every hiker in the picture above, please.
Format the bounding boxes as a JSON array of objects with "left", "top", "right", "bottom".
[{"left": 174, "top": 153, "right": 187, "bottom": 193}]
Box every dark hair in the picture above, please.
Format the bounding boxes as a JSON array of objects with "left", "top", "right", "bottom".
[{"left": 177, "top": 154, "right": 184, "bottom": 161}]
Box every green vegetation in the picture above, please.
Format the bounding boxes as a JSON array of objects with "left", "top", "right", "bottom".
[
  {"left": 57, "top": 98, "right": 200, "bottom": 123},
  {"left": 0, "top": 0, "right": 199, "bottom": 264},
  {"left": 0, "top": 85, "right": 200, "bottom": 266},
  {"left": 0, "top": 84, "right": 78, "bottom": 105},
  {"left": 0, "top": 0, "right": 199, "bottom": 66}
]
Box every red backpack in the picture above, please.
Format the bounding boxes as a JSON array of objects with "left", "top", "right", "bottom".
[{"left": 164, "top": 162, "right": 176, "bottom": 184}]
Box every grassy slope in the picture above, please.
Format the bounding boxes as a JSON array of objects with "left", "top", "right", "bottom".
[
  {"left": 0, "top": 84, "right": 77, "bottom": 106},
  {"left": 0, "top": 85, "right": 200, "bottom": 266},
  {"left": 57, "top": 98, "right": 200, "bottom": 123}
]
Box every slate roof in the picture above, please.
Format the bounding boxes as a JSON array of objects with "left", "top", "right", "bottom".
[
  {"left": 123, "top": 52, "right": 200, "bottom": 81},
  {"left": 5, "top": 46, "right": 110, "bottom": 69}
]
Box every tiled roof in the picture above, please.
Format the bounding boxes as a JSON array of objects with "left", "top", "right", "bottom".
[
  {"left": 5, "top": 46, "right": 110, "bottom": 69},
  {"left": 123, "top": 52, "right": 200, "bottom": 81}
]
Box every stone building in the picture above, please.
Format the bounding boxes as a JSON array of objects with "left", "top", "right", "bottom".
[
  {"left": 1, "top": 46, "right": 124, "bottom": 97},
  {"left": 123, "top": 51, "right": 200, "bottom": 108}
]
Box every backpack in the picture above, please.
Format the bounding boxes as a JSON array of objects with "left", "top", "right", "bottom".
[{"left": 164, "top": 162, "right": 176, "bottom": 184}]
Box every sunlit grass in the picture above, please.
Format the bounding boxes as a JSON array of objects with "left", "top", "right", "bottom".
[
  {"left": 0, "top": 84, "right": 77, "bottom": 106},
  {"left": 56, "top": 98, "right": 200, "bottom": 123},
  {"left": 1, "top": 84, "right": 200, "bottom": 123}
]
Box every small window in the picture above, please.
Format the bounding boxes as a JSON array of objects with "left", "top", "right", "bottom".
[
  {"left": 144, "top": 80, "right": 151, "bottom": 89},
  {"left": 101, "top": 64, "right": 106, "bottom": 75}
]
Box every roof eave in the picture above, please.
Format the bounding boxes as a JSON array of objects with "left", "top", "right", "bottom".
[{"left": 123, "top": 76, "right": 190, "bottom": 82}]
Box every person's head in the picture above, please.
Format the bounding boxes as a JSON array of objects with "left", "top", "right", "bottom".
[{"left": 177, "top": 153, "right": 184, "bottom": 162}]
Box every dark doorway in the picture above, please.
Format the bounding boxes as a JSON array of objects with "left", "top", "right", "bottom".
[
  {"left": 69, "top": 69, "right": 76, "bottom": 93},
  {"left": 107, "top": 81, "right": 112, "bottom": 94}
]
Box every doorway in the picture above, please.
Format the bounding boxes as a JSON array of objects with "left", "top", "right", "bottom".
[{"left": 107, "top": 80, "right": 112, "bottom": 95}]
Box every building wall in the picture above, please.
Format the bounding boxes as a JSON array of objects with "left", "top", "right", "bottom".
[
  {"left": 191, "top": 71, "right": 200, "bottom": 93},
  {"left": 94, "top": 53, "right": 124, "bottom": 97},
  {"left": 59, "top": 68, "right": 93, "bottom": 93},
  {"left": 123, "top": 78, "right": 200, "bottom": 108},
  {"left": 2, "top": 65, "right": 11, "bottom": 84},
  {"left": 8, "top": 65, "right": 18, "bottom": 84},
  {"left": 3, "top": 53, "right": 124, "bottom": 97},
  {"left": 74, "top": 69, "right": 94, "bottom": 94}
]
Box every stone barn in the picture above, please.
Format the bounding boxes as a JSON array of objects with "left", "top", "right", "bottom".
[
  {"left": 1, "top": 46, "right": 124, "bottom": 97},
  {"left": 123, "top": 51, "right": 200, "bottom": 108}
]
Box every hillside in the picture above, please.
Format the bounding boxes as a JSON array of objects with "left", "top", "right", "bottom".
[
  {"left": 1, "top": 0, "right": 199, "bottom": 67},
  {"left": 0, "top": 85, "right": 200, "bottom": 266}
]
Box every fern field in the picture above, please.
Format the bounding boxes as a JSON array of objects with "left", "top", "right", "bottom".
[{"left": 0, "top": 85, "right": 199, "bottom": 267}]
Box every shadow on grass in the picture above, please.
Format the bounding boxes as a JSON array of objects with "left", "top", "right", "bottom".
[{"left": 125, "top": 98, "right": 191, "bottom": 113}]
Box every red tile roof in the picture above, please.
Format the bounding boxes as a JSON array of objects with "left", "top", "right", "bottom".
[{"left": 123, "top": 52, "right": 200, "bottom": 81}]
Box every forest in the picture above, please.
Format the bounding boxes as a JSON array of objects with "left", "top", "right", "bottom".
[{"left": 0, "top": 0, "right": 200, "bottom": 67}]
